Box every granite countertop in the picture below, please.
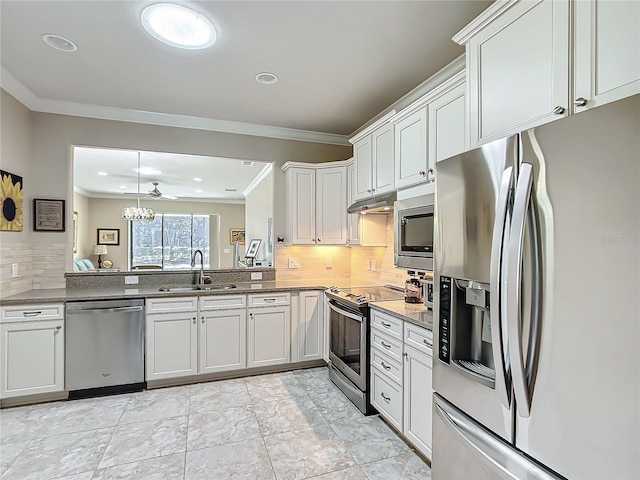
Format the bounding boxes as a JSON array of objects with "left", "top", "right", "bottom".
[
  {"left": 0, "top": 280, "right": 338, "bottom": 306},
  {"left": 370, "top": 299, "right": 433, "bottom": 331}
]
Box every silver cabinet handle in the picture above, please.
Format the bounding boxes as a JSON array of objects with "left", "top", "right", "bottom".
[
  {"left": 367, "top": 189, "right": 372, "bottom": 193},
  {"left": 380, "top": 321, "right": 391, "bottom": 328},
  {"left": 423, "top": 338, "right": 433, "bottom": 348},
  {"left": 380, "top": 392, "right": 391, "bottom": 403},
  {"left": 201, "top": 316, "right": 204, "bottom": 324},
  {"left": 380, "top": 361, "right": 391, "bottom": 371},
  {"left": 192, "top": 317, "right": 196, "bottom": 324},
  {"left": 263, "top": 298, "right": 276, "bottom": 303},
  {"left": 23, "top": 311, "right": 42, "bottom": 317},
  {"left": 250, "top": 313, "right": 254, "bottom": 319},
  {"left": 574, "top": 97, "right": 588, "bottom": 107},
  {"left": 419, "top": 170, "right": 426, "bottom": 176},
  {"left": 317, "top": 238, "right": 321, "bottom": 242},
  {"left": 553, "top": 106, "right": 566, "bottom": 115},
  {"left": 55, "top": 325, "right": 62, "bottom": 332},
  {"left": 380, "top": 341, "right": 391, "bottom": 349},
  {"left": 403, "top": 352, "right": 408, "bottom": 360}
]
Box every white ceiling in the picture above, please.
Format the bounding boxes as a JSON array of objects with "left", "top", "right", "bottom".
[
  {"left": 0, "top": 0, "right": 492, "bottom": 141},
  {"left": 73, "top": 147, "right": 269, "bottom": 202}
]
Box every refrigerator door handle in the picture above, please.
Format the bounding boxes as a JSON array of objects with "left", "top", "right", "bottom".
[
  {"left": 434, "top": 396, "right": 561, "bottom": 480},
  {"left": 490, "top": 166, "right": 513, "bottom": 409},
  {"left": 507, "top": 162, "right": 536, "bottom": 418}
]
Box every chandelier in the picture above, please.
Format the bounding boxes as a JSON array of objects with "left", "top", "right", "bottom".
[{"left": 121, "top": 152, "right": 155, "bottom": 221}]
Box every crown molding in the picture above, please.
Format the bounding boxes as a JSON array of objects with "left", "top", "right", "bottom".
[
  {"left": 452, "top": 0, "right": 517, "bottom": 45},
  {"left": 1, "top": 66, "right": 351, "bottom": 146},
  {"left": 243, "top": 163, "right": 273, "bottom": 197}
]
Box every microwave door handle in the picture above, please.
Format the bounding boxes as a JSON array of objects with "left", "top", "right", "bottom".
[
  {"left": 490, "top": 166, "right": 513, "bottom": 409},
  {"left": 328, "top": 302, "right": 364, "bottom": 323},
  {"left": 507, "top": 163, "right": 535, "bottom": 418}
]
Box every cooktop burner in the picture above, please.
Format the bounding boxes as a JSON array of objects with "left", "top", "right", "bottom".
[{"left": 325, "top": 285, "right": 405, "bottom": 306}]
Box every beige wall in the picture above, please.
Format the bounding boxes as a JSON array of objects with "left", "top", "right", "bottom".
[
  {"left": 245, "top": 169, "right": 274, "bottom": 264},
  {"left": 1, "top": 91, "right": 351, "bottom": 286},
  {"left": 82, "top": 197, "right": 244, "bottom": 270}
]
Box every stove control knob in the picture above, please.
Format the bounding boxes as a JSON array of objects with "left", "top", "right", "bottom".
[
  {"left": 330, "top": 286, "right": 339, "bottom": 293},
  {"left": 355, "top": 295, "right": 366, "bottom": 303}
]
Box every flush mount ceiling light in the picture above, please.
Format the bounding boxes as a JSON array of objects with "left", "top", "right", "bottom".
[
  {"left": 255, "top": 72, "right": 278, "bottom": 85},
  {"left": 97, "top": 171, "right": 108, "bottom": 176},
  {"left": 41, "top": 33, "right": 78, "bottom": 52},
  {"left": 141, "top": 3, "right": 216, "bottom": 50}
]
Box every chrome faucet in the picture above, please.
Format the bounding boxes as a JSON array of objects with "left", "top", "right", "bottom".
[{"left": 191, "top": 249, "right": 210, "bottom": 287}]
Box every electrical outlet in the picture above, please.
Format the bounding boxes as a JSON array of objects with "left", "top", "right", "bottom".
[
  {"left": 366, "top": 260, "right": 371, "bottom": 271},
  {"left": 124, "top": 275, "right": 139, "bottom": 285},
  {"left": 223, "top": 248, "right": 230, "bottom": 254},
  {"left": 325, "top": 257, "right": 332, "bottom": 268},
  {"left": 251, "top": 272, "right": 263, "bottom": 280},
  {"left": 11, "top": 263, "right": 18, "bottom": 278},
  {"left": 371, "top": 260, "right": 376, "bottom": 271},
  {"left": 288, "top": 258, "right": 299, "bottom": 269}
]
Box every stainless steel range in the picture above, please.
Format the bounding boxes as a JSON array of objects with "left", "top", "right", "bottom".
[{"left": 325, "top": 285, "right": 405, "bottom": 414}]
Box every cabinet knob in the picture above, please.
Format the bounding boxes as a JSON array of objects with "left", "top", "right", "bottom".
[
  {"left": 574, "top": 97, "right": 588, "bottom": 107},
  {"left": 419, "top": 170, "right": 426, "bottom": 176},
  {"left": 553, "top": 106, "right": 566, "bottom": 115},
  {"left": 367, "top": 189, "right": 372, "bottom": 193},
  {"left": 317, "top": 238, "right": 321, "bottom": 242},
  {"left": 201, "top": 316, "right": 205, "bottom": 323},
  {"left": 192, "top": 317, "right": 196, "bottom": 324},
  {"left": 55, "top": 325, "right": 62, "bottom": 331}
]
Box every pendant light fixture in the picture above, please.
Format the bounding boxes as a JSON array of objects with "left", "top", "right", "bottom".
[{"left": 121, "top": 152, "right": 155, "bottom": 221}]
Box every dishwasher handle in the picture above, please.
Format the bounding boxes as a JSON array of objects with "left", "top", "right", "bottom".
[{"left": 66, "top": 306, "right": 144, "bottom": 315}]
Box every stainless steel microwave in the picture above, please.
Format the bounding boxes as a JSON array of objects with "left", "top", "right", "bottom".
[{"left": 394, "top": 195, "right": 434, "bottom": 271}]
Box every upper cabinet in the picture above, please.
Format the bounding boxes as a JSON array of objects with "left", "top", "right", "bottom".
[
  {"left": 455, "top": 0, "right": 639, "bottom": 147},
  {"left": 350, "top": 111, "right": 396, "bottom": 202},
  {"left": 428, "top": 73, "right": 468, "bottom": 164},
  {"left": 393, "top": 104, "right": 429, "bottom": 190},
  {"left": 283, "top": 161, "right": 348, "bottom": 246}
]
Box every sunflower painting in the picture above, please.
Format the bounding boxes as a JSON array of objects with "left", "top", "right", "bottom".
[{"left": 0, "top": 170, "right": 24, "bottom": 232}]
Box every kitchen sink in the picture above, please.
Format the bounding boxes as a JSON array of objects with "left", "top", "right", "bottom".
[{"left": 158, "top": 284, "right": 237, "bottom": 292}]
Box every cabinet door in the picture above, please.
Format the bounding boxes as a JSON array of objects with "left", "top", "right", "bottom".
[
  {"left": 288, "top": 167, "right": 316, "bottom": 245},
  {"left": 353, "top": 137, "right": 373, "bottom": 200},
  {"left": 394, "top": 106, "right": 428, "bottom": 189},
  {"left": 403, "top": 344, "right": 433, "bottom": 460},
  {"left": 146, "top": 312, "right": 198, "bottom": 380},
  {"left": 347, "top": 163, "right": 361, "bottom": 246},
  {"left": 248, "top": 306, "right": 291, "bottom": 367},
  {"left": 574, "top": 0, "right": 640, "bottom": 113},
  {"left": 467, "top": 0, "right": 570, "bottom": 146},
  {"left": 199, "top": 308, "right": 247, "bottom": 374},
  {"left": 295, "top": 291, "right": 323, "bottom": 362},
  {"left": 0, "top": 320, "right": 64, "bottom": 398},
  {"left": 429, "top": 83, "right": 467, "bottom": 168},
  {"left": 316, "top": 166, "right": 347, "bottom": 245},
  {"left": 372, "top": 122, "right": 395, "bottom": 195}
]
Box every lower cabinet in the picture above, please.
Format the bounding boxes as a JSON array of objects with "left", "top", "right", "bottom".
[
  {"left": 403, "top": 343, "right": 433, "bottom": 459},
  {"left": 0, "top": 315, "right": 65, "bottom": 399},
  {"left": 146, "top": 310, "right": 198, "bottom": 380},
  {"left": 248, "top": 305, "right": 291, "bottom": 368},
  {"left": 199, "top": 308, "right": 247, "bottom": 374},
  {"left": 292, "top": 291, "right": 324, "bottom": 363}
]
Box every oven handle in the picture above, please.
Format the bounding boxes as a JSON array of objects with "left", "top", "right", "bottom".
[{"left": 328, "top": 302, "right": 364, "bottom": 323}]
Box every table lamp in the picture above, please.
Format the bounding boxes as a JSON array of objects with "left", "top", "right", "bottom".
[{"left": 93, "top": 245, "right": 108, "bottom": 268}]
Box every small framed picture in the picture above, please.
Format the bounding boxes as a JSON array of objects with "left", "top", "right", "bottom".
[
  {"left": 97, "top": 228, "right": 120, "bottom": 245},
  {"left": 33, "top": 199, "right": 65, "bottom": 232},
  {"left": 229, "top": 228, "right": 245, "bottom": 244},
  {"left": 245, "top": 239, "right": 262, "bottom": 259},
  {"left": 72, "top": 211, "right": 78, "bottom": 253}
]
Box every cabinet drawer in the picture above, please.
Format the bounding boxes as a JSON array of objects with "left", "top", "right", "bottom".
[
  {"left": 371, "top": 310, "right": 403, "bottom": 339},
  {"left": 1, "top": 304, "right": 64, "bottom": 323},
  {"left": 199, "top": 294, "right": 246, "bottom": 311},
  {"left": 370, "top": 369, "right": 403, "bottom": 430},
  {"left": 371, "top": 329, "right": 403, "bottom": 363},
  {"left": 371, "top": 347, "right": 403, "bottom": 385},
  {"left": 248, "top": 293, "right": 290, "bottom": 307},
  {"left": 404, "top": 322, "right": 433, "bottom": 357},
  {"left": 146, "top": 296, "right": 198, "bottom": 314}
]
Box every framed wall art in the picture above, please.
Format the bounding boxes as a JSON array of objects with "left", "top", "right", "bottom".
[
  {"left": 97, "top": 228, "right": 120, "bottom": 245},
  {"left": 0, "top": 170, "right": 24, "bottom": 232},
  {"left": 72, "top": 211, "right": 78, "bottom": 253},
  {"left": 33, "top": 198, "right": 65, "bottom": 232},
  {"left": 245, "top": 238, "right": 262, "bottom": 259},
  {"left": 229, "top": 228, "right": 245, "bottom": 244}
]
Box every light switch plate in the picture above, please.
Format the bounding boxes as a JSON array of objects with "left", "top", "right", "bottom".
[
  {"left": 251, "top": 272, "right": 262, "bottom": 280},
  {"left": 11, "top": 263, "right": 18, "bottom": 278},
  {"left": 288, "top": 258, "right": 299, "bottom": 269},
  {"left": 325, "top": 257, "right": 332, "bottom": 268},
  {"left": 124, "top": 275, "right": 139, "bottom": 285}
]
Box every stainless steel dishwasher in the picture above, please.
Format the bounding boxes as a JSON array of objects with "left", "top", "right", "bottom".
[{"left": 66, "top": 299, "right": 145, "bottom": 398}]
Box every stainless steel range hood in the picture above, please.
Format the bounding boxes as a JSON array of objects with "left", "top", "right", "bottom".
[{"left": 347, "top": 191, "right": 397, "bottom": 214}]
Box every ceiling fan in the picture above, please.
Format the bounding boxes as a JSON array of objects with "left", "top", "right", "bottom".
[{"left": 124, "top": 181, "right": 177, "bottom": 200}]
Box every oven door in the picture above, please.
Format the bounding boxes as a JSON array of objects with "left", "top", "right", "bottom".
[{"left": 328, "top": 300, "right": 367, "bottom": 391}]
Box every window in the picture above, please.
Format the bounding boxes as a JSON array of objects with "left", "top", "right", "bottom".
[{"left": 130, "top": 214, "right": 210, "bottom": 269}]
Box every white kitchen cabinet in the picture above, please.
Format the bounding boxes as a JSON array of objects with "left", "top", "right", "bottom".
[
  {"left": 292, "top": 290, "right": 324, "bottom": 363},
  {"left": 371, "top": 367, "right": 403, "bottom": 431},
  {"left": 573, "top": 0, "right": 640, "bottom": 113},
  {"left": 283, "top": 162, "right": 348, "bottom": 245},
  {"left": 403, "top": 343, "right": 433, "bottom": 460},
  {"left": 146, "top": 310, "right": 198, "bottom": 380},
  {"left": 347, "top": 163, "right": 387, "bottom": 247},
  {"left": 199, "top": 308, "right": 247, "bottom": 374},
  {"left": 350, "top": 113, "right": 396, "bottom": 201},
  {"left": 248, "top": 293, "right": 291, "bottom": 367},
  {"left": 394, "top": 105, "right": 430, "bottom": 190},
  {"left": 428, "top": 75, "right": 467, "bottom": 164},
  {"left": 0, "top": 304, "right": 65, "bottom": 399}
]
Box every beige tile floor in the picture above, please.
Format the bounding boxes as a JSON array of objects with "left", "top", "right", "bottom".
[{"left": 0, "top": 367, "right": 431, "bottom": 479}]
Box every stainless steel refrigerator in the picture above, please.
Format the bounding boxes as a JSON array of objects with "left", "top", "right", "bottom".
[{"left": 432, "top": 94, "right": 639, "bottom": 480}]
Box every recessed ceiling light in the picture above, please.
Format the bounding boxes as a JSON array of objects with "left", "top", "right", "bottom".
[
  {"left": 141, "top": 3, "right": 217, "bottom": 50},
  {"left": 97, "top": 171, "right": 108, "bottom": 176},
  {"left": 118, "top": 185, "right": 128, "bottom": 189},
  {"left": 134, "top": 167, "right": 162, "bottom": 175},
  {"left": 255, "top": 72, "right": 278, "bottom": 85},
  {"left": 195, "top": 189, "right": 203, "bottom": 193},
  {"left": 41, "top": 33, "right": 78, "bottom": 52},
  {"left": 193, "top": 177, "right": 202, "bottom": 182},
  {"left": 225, "top": 188, "right": 238, "bottom": 192},
  {"left": 241, "top": 161, "right": 255, "bottom": 166}
]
